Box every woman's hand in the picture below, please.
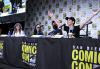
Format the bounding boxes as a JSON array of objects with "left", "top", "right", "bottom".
[
  {"left": 92, "top": 9, "right": 100, "bottom": 16},
  {"left": 80, "top": 9, "right": 100, "bottom": 29},
  {"left": 48, "top": 11, "right": 53, "bottom": 17}
]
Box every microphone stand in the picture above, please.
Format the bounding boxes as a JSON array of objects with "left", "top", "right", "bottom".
[
  {"left": 86, "top": 24, "right": 88, "bottom": 37},
  {"left": 86, "top": 21, "right": 92, "bottom": 37}
]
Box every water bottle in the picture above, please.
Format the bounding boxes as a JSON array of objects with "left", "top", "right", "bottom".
[{"left": 8, "top": 31, "right": 11, "bottom": 36}]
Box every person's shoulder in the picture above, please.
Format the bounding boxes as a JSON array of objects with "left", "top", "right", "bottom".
[
  {"left": 64, "top": 25, "right": 69, "bottom": 28},
  {"left": 74, "top": 25, "right": 80, "bottom": 30},
  {"left": 21, "top": 30, "right": 24, "bottom": 32},
  {"left": 64, "top": 25, "right": 69, "bottom": 31}
]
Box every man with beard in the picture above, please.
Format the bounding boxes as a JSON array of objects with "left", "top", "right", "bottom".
[{"left": 48, "top": 21, "right": 62, "bottom": 35}]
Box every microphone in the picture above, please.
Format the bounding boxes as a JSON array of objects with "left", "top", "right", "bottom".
[
  {"left": 59, "top": 24, "right": 66, "bottom": 28},
  {"left": 86, "top": 21, "right": 92, "bottom": 25}
]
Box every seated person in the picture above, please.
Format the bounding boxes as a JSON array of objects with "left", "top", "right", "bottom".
[
  {"left": 33, "top": 24, "right": 44, "bottom": 35},
  {"left": 48, "top": 21, "right": 62, "bottom": 35},
  {"left": 12, "top": 23, "right": 25, "bottom": 37}
]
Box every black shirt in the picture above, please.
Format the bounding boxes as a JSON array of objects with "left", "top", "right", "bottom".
[{"left": 64, "top": 25, "right": 80, "bottom": 38}]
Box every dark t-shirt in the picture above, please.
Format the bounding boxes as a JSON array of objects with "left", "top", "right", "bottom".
[{"left": 64, "top": 25, "right": 80, "bottom": 38}]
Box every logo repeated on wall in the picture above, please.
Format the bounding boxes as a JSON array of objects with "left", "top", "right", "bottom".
[
  {"left": 63, "top": 1, "right": 67, "bottom": 7},
  {"left": 63, "top": 13, "right": 67, "bottom": 19},
  {"left": 72, "top": 0, "right": 76, "bottom": 5},
  {"left": 56, "top": 3, "right": 59, "bottom": 8}
]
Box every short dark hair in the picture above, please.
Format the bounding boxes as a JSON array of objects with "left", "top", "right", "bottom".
[
  {"left": 52, "top": 21, "right": 56, "bottom": 24},
  {"left": 65, "top": 17, "right": 75, "bottom": 25}
]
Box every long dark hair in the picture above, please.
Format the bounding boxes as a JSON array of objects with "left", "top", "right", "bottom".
[
  {"left": 52, "top": 21, "right": 58, "bottom": 30},
  {"left": 34, "top": 24, "right": 39, "bottom": 35},
  {"left": 34, "top": 24, "right": 44, "bottom": 35},
  {"left": 34, "top": 25, "right": 37, "bottom": 35},
  {"left": 13, "top": 23, "right": 22, "bottom": 34}
]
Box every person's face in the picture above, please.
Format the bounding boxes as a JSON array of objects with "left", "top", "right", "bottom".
[
  {"left": 16, "top": 25, "right": 20, "bottom": 30},
  {"left": 36, "top": 25, "right": 41, "bottom": 32},
  {"left": 52, "top": 22, "right": 56, "bottom": 26},
  {"left": 52, "top": 23, "right": 58, "bottom": 29},
  {"left": 67, "top": 19, "right": 74, "bottom": 26}
]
